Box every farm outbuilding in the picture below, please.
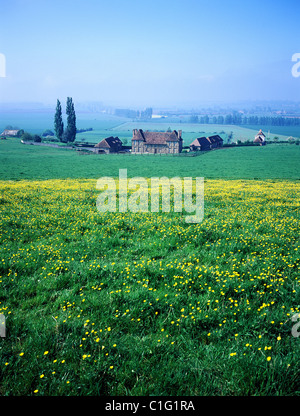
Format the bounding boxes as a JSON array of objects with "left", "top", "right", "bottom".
[
  {"left": 254, "top": 129, "right": 266, "bottom": 145},
  {"left": 1, "top": 129, "right": 21, "bottom": 138},
  {"left": 189, "top": 135, "right": 223, "bottom": 151},
  {"left": 94, "top": 136, "right": 123, "bottom": 154}
]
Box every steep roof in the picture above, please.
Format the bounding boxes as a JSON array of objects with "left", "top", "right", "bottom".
[
  {"left": 94, "top": 136, "right": 122, "bottom": 148},
  {"left": 207, "top": 135, "right": 223, "bottom": 143},
  {"left": 256, "top": 129, "right": 265, "bottom": 137},
  {"left": 254, "top": 129, "right": 266, "bottom": 142},
  {"left": 132, "top": 129, "right": 182, "bottom": 144},
  {"left": 190, "top": 137, "right": 207, "bottom": 147},
  {"left": 132, "top": 129, "right": 145, "bottom": 141},
  {"left": 1, "top": 129, "right": 20, "bottom": 136},
  {"left": 190, "top": 135, "right": 223, "bottom": 147}
]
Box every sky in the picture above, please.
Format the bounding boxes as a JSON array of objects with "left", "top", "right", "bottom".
[{"left": 0, "top": 0, "right": 300, "bottom": 108}]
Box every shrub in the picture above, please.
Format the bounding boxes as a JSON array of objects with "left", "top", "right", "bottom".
[
  {"left": 33, "top": 135, "right": 42, "bottom": 143},
  {"left": 21, "top": 132, "right": 33, "bottom": 142},
  {"left": 42, "top": 137, "right": 59, "bottom": 143},
  {"left": 42, "top": 129, "right": 54, "bottom": 137}
]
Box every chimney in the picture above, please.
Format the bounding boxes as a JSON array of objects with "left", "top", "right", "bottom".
[{"left": 178, "top": 130, "right": 182, "bottom": 139}]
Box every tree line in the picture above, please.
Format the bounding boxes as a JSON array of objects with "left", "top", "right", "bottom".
[
  {"left": 114, "top": 107, "right": 153, "bottom": 119},
  {"left": 54, "top": 97, "right": 76, "bottom": 142},
  {"left": 189, "top": 114, "right": 300, "bottom": 126}
]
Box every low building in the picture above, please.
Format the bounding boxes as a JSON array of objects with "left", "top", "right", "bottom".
[
  {"left": 189, "top": 135, "right": 223, "bottom": 151},
  {"left": 94, "top": 136, "right": 123, "bottom": 154},
  {"left": 1, "top": 129, "right": 20, "bottom": 137},
  {"left": 131, "top": 129, "right": 183, "bottom": 154},
  {"left": 254, "top": 129, "right": 266, "bottom": 145}
]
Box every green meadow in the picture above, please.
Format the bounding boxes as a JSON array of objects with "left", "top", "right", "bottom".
[
  {"left": 0, "top": 139, "right": 300, "bottom": 181},
  {"left": 0, "top": 138, "right": 299, "bottom": 396}
]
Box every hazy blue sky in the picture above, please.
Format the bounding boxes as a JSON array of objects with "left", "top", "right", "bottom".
[{"left": 0, "top": 0, "right": 300, "bottom": 108}]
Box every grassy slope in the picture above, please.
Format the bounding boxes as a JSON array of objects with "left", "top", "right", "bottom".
[{"left": 0, "top": 139, "right": 300, "bottom": 181}]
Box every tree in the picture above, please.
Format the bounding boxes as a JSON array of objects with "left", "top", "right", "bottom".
[
  {"left": 227, "top": 131, "right": 234, "bottom": 144},
  {"left": 189, "top": 115, "right": 199, "bottom": 123},
  {"left": 33, "top": 134, "right": 42, "bottom": 143},
  {"left": 5, "top": 125, "right": 19, "bottom": 130},
  {"left": 65, "top": 97, "right": 76, "bottom": 142},
  {"left": 217, "top": 115, "right": 224, "bottom": 124},
  {"left": 42, "top": 129, "right": 54, "bottom": 137},
  {"left": 54, "top": 99, "right": 64, "bottom": 141},
  {"left": 225, "top": 114, "right": 233, "bottom": 124},
  {"left": 21, "top": 132, "right": 33, "bottom": 141}
]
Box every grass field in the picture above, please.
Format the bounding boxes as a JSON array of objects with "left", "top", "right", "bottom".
[
  {"left": 0, "top": 139, "right": 299, "bottom": 396},
  {"left": 1, "top": 139, "right": 300, "bottom": 181},
  {"left": 0, "top": 178, "right": 299, "bottom": 395}
]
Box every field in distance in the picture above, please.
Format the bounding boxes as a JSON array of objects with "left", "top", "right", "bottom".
[
  {"left": 76, "top": 122, "right": 291, "bottom": 145},
  {"left": 0, "top": 110, "right": 294, "bottom": 145}
]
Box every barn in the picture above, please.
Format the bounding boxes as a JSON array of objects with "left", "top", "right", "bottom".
[
  {"left": 94, "top": 137, "right": 123, "bottom": 154},
  {"left": 1, "top": 129, "right": 21, "bottom": 138},
  {"left": 189, "top": 135, "right": 223, "bottom": 151},
  {"left": 254, "top": 129, "right": 266, "bottom": 145}
]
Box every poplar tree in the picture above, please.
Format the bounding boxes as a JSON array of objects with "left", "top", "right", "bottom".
[
  {"left": 65, "top": 97, "right": 76, "bottom": 142},
  {"left": 54, "top": 99, "right": 64, "bottom": 141}
]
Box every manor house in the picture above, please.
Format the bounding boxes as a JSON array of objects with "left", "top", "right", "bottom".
[{"left": 131, "top": 129, "right": 183, "bottom": 154}]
